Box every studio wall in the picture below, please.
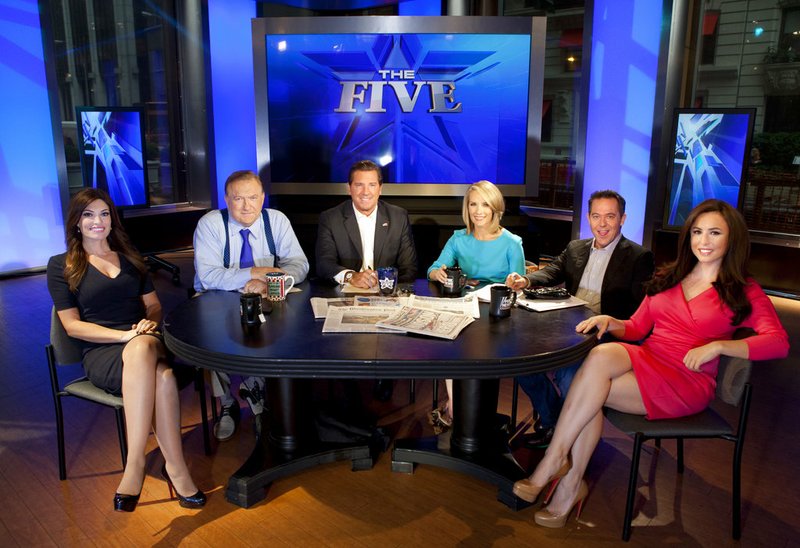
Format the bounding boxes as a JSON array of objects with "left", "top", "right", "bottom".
[{"left": 0, "top": 1, "right": 66, "bottom": 274}]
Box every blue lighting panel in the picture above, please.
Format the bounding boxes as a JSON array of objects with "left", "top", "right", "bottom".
[
  {"left": 208, "top": 0, "right": 257, "bottom": 207},
  {"left": 580, "top": 0, "right": 662, "bottom": 243},
  {"left": 0, "top": 0, "right": 66, "bottom": 273},
  {"left": 264, "top": 33, "right": 531, "bottom": 185},
  {"left": 664, "top": 109, "right": 754, "bottom": 228},
  {"left": 77, "top": 107, "right": 149, "bottom": 209}
]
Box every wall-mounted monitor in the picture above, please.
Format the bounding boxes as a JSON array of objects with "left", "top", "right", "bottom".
[
  {"left": 76, "top": 106, "right": 150, "bottom": 209},
  {"left": 252, "top": 16, "right": 546, "bottom": 197},
  {"left": 663, "top": 108, "right": 755, "bottom": 230}
]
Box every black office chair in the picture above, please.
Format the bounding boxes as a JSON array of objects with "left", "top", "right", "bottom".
[
  {"left": 47, "top": 308, "right": 212, "bottom": 480},
  {"left": 604, "top": 351, "right": 754, "bottom": 541}
]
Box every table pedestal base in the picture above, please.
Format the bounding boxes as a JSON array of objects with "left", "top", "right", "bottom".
[
  {"left": 391, "top": 436, "right": 530, "bottom": 510},
  {"left": 224, "top": 377, "right": 379, "bottom": 508},
  {"left": 391, "top": 378, "right": 531, "bottom": 511},
  {"left": 225, "top": 440, "right": 375, "bottom": 508}
]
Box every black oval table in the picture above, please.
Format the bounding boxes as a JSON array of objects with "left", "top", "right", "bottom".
[{"left": 163, "top": 280, "right": 596, "bottom": 508}]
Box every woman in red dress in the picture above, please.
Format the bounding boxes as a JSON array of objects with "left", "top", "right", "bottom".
[{"left": 512, "top": 199, "right": 789, "bottom": 528}]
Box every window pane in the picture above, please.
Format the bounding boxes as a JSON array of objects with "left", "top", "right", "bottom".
[
  {"left": 694, "top": 2, "right": 800, "bottom": 236},
  {"left": 50, "top": 0, "right": 184, "bottom": 206}
]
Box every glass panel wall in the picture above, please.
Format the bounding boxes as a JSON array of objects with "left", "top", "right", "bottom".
[
  {"left": 694, "top": 0, "right": 800, "bottom": 236},
  {"left": 504, "top": 1, "right": 586, "bottom": 212},
  {"left": 48, "top": 0, "right": 185, "bottom": 206}
]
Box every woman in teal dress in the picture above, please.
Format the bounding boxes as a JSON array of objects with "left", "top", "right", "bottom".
[{"left": 428, "top": 180, "right": 526, "bottom": 430}]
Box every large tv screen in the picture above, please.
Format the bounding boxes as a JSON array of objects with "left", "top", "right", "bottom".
[
  {"left": 76, "top": 106, "right": 150, "bottom": 209},
  {"left": 663, "top": 108, "right": 755, "bottom": 229},
  {"left": 252, "top": 17, "right": 546, "bottom": 196}
]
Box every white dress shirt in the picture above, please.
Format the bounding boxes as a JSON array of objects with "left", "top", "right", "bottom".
[{"left": 334, "top": 203, "right": 377, "bottom": 283}]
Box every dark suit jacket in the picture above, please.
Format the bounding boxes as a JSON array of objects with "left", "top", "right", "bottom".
[
  {"left": 315, "top": 200, "right": 418, "bottom": 282},
  {"left": 526, "top": 236, "right": 654, "bottom": 320}
]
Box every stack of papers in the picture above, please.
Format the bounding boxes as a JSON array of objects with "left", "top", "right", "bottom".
[{"left": 314, "top": 295, "right": 478, "bottom": 339}]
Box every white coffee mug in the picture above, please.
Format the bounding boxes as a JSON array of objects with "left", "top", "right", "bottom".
[{"left": 265, "top": 272, "right": 295, "bottom": 301}]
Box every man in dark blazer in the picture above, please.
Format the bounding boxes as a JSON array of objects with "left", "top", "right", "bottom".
[
  {"left": 506, "top": 189, "right": 654, "bottom": 447},
  {"left": 316, "top": 160, "right": 417, "bottom": 286},
  {"left": 316, "top": 160, "right": 418, "bottom": 401}
]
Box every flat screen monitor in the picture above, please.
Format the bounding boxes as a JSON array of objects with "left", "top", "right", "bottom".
[
  {"left": 663, "top": 108, "right": 755, "bottom": 229},
  {"left": 252, "top": 16, "right": 546, "bottom": 196},
  {"left": 76, "top": 106, "right": 150, "bottom": 209}
]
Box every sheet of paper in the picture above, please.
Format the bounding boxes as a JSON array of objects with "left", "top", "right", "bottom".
[
  {"left": 516, "top": 294, "right": 588, "bottom": 312},
  {"left": 340, "top": 282, "right": 379, "bottom": 294},
  {"left": 473, "top": 283, "right": 507, "bottom": 303}
]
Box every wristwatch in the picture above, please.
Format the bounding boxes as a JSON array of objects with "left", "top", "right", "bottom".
[{"left": 343, "top": 270, "right": 355, "bottom": 284}]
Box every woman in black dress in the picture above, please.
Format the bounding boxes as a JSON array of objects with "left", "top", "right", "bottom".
[{"left": 47, "top": 188, "right": 205, "bottom": 512}]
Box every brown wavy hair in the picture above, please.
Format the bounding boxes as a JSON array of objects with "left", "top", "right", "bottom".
[
  {"left": 645, "top": 199, "right": 751, "bottom": 325},
  {"left": 63, "top": 188, "right": 146, "bottom": 292}
]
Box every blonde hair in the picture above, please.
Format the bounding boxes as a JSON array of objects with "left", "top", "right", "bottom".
[{"left": 462, "top": 180, "right": 504, "bottom": 235}]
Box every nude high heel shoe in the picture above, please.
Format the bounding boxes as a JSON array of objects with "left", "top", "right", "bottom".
[
  {"left": 512, "top": 458, "right": 571, "bottom": 504},
  {"left": 534, "top": 479, "right": 589, "bottom": 528}
]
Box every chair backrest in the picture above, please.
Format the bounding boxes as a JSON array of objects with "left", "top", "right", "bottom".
[
  {"left": 50, "top": 307, "right": 85, "bottom": 365},
  {"left": 715, "top": 355, "right": 752, "bottom": 406},
  {"left": 715, "top": 328, "right": 755, "bottom": 406}
]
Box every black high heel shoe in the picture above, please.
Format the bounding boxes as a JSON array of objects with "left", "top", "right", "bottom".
[
  {"left": 113, "top": 492, "right": 141, "bottom": 512},
  {"left": 161, "top": 464, "right": 206, "bottom": 509}
]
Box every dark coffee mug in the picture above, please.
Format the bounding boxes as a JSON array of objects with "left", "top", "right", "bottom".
[
  {"left": 442, "top": 266, "right": 467, "bottom": 295},
  {"left": 240, "top": 292, "right": 262, "bottom": 325},
  {"left": 377, "top": 266, "right": 398, "bottom": 296},
  {"left": 489, "top": 285, "right": 517, "bottom": 318}
]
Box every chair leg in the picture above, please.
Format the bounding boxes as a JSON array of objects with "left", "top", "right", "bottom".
[
  {"left": 732, "top": 439, "right": 743, "bottom": 539},
  {"left": 409, "top": 379, "right": 416, "bottom": 404},
  {"left": 196, "top": 369, "right": 212, "bottom": 455},
  {"left": 511, "top": 378, "right": 519, "bottom": 429},
  {"left": 54, "top": 395, "right": 67, "bottom": 480},
  {"left": 676, "top": 437, "right": 684, "bottom": 473},
  {"left": 114, "top": 407, "right": 128, "bottom": 469},
  {"left": 622, "top": 432, "right": 644, "bottom": 541}
]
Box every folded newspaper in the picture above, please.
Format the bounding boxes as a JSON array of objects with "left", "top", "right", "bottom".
[
  {"left": 322, "top": 306, "right": 403, "bottom": 333},
  {"left": 311, "top": 296, "right": 405, "bottom": 319},
  {"left": 406, "top": 293, "right": 480, "bottom": 318},
  {"left": 311, "top": 294, "right": 478, "bottom": 319},
  {"left": 375, "top": 306, "right": 475, "bottom": 340}
]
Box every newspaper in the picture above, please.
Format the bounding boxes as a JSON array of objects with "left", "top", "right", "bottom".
[
  {"left": 406, "top": 294, "right": 481, "bottom": 318},
  {"left": 311, "top": 296, "right": 406, "bottom": 319},
  {"left": 310, "top": 297, "right": 353, "bottom": 319},
  {"left": 375, "top": 306, "right": 475, "bottom": 340},
  {"left": 322, "top": 306, "right": 404, "bottom": 333},
  {"left": 352, "top": 295, "right": 407, "bottom": 308}
]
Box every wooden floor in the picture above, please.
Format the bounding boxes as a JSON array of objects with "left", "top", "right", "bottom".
[{"left": 1, "top": 250, "right": 798, "bottom": 547}]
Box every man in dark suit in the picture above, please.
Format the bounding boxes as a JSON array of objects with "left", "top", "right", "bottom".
[
  {"left": 506, "top": 189, "right": 654, "bottom": 447},
  {"left": 316, "top": 160, "right": 418, "bottom": 400},
  {"left": 316, "top": 160, "right": 417, "bottom": 287}
]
